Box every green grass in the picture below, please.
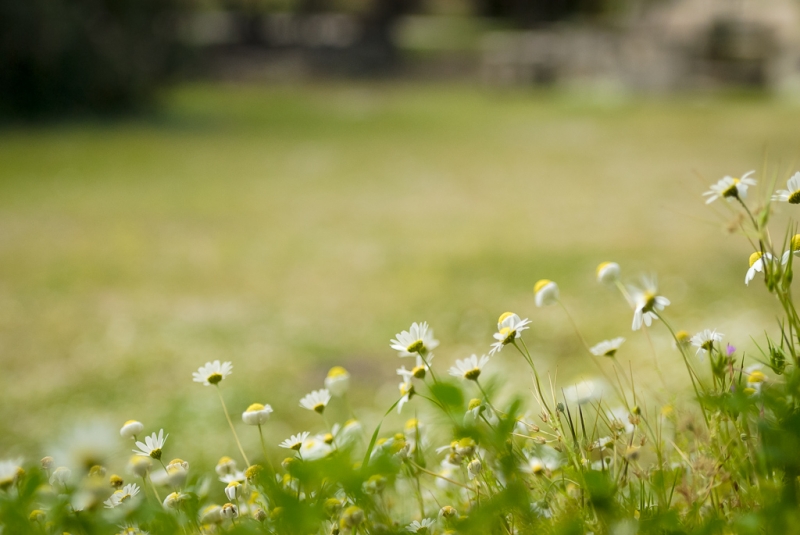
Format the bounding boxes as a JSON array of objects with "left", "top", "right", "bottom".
[{"left": 1, "top": 82, "right": 799, "bottom": 465}]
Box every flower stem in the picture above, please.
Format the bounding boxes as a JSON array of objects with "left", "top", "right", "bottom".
[
  {"left": 216, "top": 385, "right": 250, "bottom": 466},
  {"left": 258, "top": 425, "right": 276, "bottom": 474}
]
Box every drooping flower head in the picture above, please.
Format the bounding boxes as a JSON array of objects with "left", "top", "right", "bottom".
[
  {"left": 746, "top": 251, "right": 775, "bottom": 286},
  {"left": 119, "top": 420, "right": 144, "bottom": 440},
  {"left": 324, "top": 366, "right": 350, "bottom": 396},
  {"left": 449, "top": 354, "right": 490, "bottom": 381},
  {"left": 590, "top": 337, "right": 625, "bottom": 358},
  {"left": 629, "top": 276, "right": 670, "bottom": 331},
  {"left": 133, "top": 429, "right": 168, "bottom": 460},
  {"left": 703, "top": 171, "right": 756, "bottom": 204},
  {"left": 192, "top": 360, "right": 233, "bottom": 386},
  {"left": 390, "top": 322, "right": 439, "bottom": 357},
  {"left": 772, "top": 171, "right": 800, "bottom": 204},
  {"left": 242, "top": 403, "right": 273, "bottom": 426},
  {"left": 0, "top": 459, "right": 23, "bottom": 490},
  {"left": 534, "top": 279, "right": 559, "bottom": 307},
  {"left": 299, "top": 389, "right": 331, "bottom": 414},
  {"left": 489, "top": 312, "right": 531, "bottom": 355},
  {"left": 596, "top": 262, "right": 621, "bottom": 284}
]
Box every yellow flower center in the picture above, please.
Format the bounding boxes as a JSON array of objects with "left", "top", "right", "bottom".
[
  {"left": 792, "top": 235, "right": 800, "bottom": 250},
  {"left": 291, "top": 441, "right": 302, "bottom": 451},
  {"left": 596, "top": 262, "right": 613, "bottom": 276},
  {"left": 604, "top": 348, "right": 617, "bottom": 357},
  {"left": 412, "top": 365, "right": 426, "bottom": 379},
  {"left": 748, "top": 371, "right": 766, "bottom": 383},
  {"left": 534, "top": 279, "right": 551, "bottom": 294},
  {"left": 324, "top": 433, "right": 334, "bottom": 444},
  {"left": 327, "top": 366, "right": 348, "bottom": 378},
  {"left": 405, "top": 418, "right": 419, "bottom": 430},
  {"left": 400, "top": 383, "right": 415, "bottom": 397},
  {"left": 467, "top": 398, "right": 482, "bottom": 411},
  {"left": 149, "top": 448, "right": 162, "bottom": 460},
  {"left": 701, "top": 340, "right": 714, "bottom": 352},
  {"left": 406, "top": 339, "right": 424, "bottom": 353},
  {"left": 675, "top": 330, "right": 689, "bottom": 343},
  {"left": 498, "top": 311, "right": 515, "bottom": 324},
  {"left": 641, "top": 292, "right": 657, "bottom": 313},
  {"left": 207, "top": 373, "right": 223, "bottom": 385},
  {"left": 246, "top": 403, "right": 265, "bottom": 412},
  {"left": 790, "top": 190, "right": 800, "bottom": 204},
  {"left": 749, "top": 251, "right": 763, "bottom": 267},
  {"left": 499, "top": 326, "right": 516, "bottom": 344},
  {"left": 313, "top": 403, "right": 326, "bottom": 414},
  {"left": 123, "top": 420, "right": 139, "bottom": 426}
]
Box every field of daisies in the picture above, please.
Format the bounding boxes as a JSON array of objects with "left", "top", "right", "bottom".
[{"left": 3, "top": 166, "right": 800, "bottom": 534}]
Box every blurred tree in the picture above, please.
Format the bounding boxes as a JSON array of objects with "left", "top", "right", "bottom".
[{"left": 0, "top": 0, "right": 186, "bottom": 118}]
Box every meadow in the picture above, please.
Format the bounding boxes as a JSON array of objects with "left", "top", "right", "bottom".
[{"left": 2, "top": 83, "right": 800, "bottom": 523}]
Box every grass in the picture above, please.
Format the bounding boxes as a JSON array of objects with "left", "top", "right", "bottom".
[{"left": 1, "top": 82, "right": 800, "bottom": 466}]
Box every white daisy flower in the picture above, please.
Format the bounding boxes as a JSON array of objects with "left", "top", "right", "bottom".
[
  {"left": 448, "top": 354, "right": 490, "bottom": 381},
  {"left": 390, "top": 321, "right": 439, "bottom": 357},
  {"left": 398, "top": 381, "right": 415, "bottom": 414},
  {"left": 629, "top": 276, "right": 670, "bottom": 331},
  {"left": 104, "top": 483, "right": 140, "bottom": 508},
  {"left": 324, "top": 366, "right": 350, "bottom": 396},
  {"left": 467, "top": 458, "right": 482, "bottom": 480},
  {"left": 299, "top": 389, "right": 331, "bottom": 414},
  {"left": 534, "top": 279, "right": 559, "bottom": 307},
  {"left": 407, "top": 518, "right": 436, "bottom": 533},
  {"left": 162, "top": 491, "right": 188, "bottom": 509},
  {"left": 299, "top": 436, "right": 333, "bottom": 461},
  {"left": 772, "top": 171, "right": 800, "bottom": 203},
  {"left": 0, "top": 459, "right": 23, "bottom": 490},
  {"left": 50, "top": 466, "right": 71, "bottom": 491},
  {"left": 746, "top": 251, "right": 775, "bottom": 285},
  {"left": 241, "top": 403, "right": 273, "bottom": 426},
  {"left": 119, "top": 420, "right": 144, "bottom": 440},
  {"left": 220, "top": 471, "right": 245, "bottom": 485},
  {"left": 396, "top": 354, "right": 432, "bottom": 383},
  {"left": 279, "top": 432, "right": 310, "bottom": 451},
  {"left": 224, "top": 480, "right": 242, "bottom": 501},
  {"left": 589, "top": 337, "right": 625, "bottom": 357},
  {"left": 200, "top": 504, "right": 222, "bottom": 523},
  {"left": 690, "top": 329, "right": 724, "bottom": 356},
  {"left": 489, "top": 312, "right": 531, "bottom": 355},
  {"left": 117, "top": 524, "right": 149, "bottom": 535},
  {"left": 220, "top": 502, "right": 239, "bottom": 519},
  {"left": 703, "top": 170, "right": 756, "bottom": 204},
  {"left": 781, "top": 235, "right": 800, "bottom": 265},
  {"left": 215, "top": 456, "right": 237, "bottom": 477},
  {"left": 133, "top": 429, "right": 168, "bottom": 460},
  {"left": 128, "top": 456, "right": 152, "bottom": 478},
  {"left": 522, "top": 451, "right": 562, "bottom": 475},
  {"left": 192, "top": 360, "right": 233, "bottom": 386},
  {"left": 596, "top": 262, "right": 621, "bottom": 284}
]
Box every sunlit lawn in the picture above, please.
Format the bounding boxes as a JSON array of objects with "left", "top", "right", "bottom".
[{"left": 1, "top": 82, "right": 799, "bottom": 465}]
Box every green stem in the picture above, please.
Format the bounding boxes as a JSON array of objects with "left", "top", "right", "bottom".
[{"left": 216, "top": 385, "right": 251, "bottom": 466}]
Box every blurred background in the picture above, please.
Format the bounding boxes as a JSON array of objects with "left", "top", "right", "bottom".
[{"left": 3, "top": 0, "right": 800, "bottom": 470}]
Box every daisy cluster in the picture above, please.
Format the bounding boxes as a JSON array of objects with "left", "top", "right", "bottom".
[{"left": 3, "top": 168, "right": 800, "bottom": 535}]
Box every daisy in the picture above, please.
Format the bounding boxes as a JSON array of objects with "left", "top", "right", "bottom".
[
  {"left": 192, "top": 360, "right": 233, "bottom": 386},
  {"left": 489, "top": 312, "right": 531, "bottom": 355},
  {"left": 119, "top": 420, "right": 144, "bottom": 440},
  {"left": 224, "top": 480, "right": 242, "bottom": 501},
  {"left": 299, "top": 389, "right": 331, "bottom": 414},
  {"left": 690, "top": 329, "right": 724, "bottom": 356},
  {"left": 534, "top": 279, "right": 559, "bottom": 307},
  {"left": 448, "top": 354, "right": 490, "bottom": 381},
  {"left": 398, "top": 381, "right": 415, "bottom": 413},
  {"left": 117, "top": 524, "right": 149, "bottom": 535},
  {"left": 629, "top": 276, "right": 670, "bottom": 331},
  {"left": 215, "top": 456, "right": 237, "bottom": 477},
  {"left": 220, "top": 502, "right": 239, "bottom": 519},
  {"left": 703, "top": 170, "right": 756, "bottom": 204},
  {"left": 299, "top": 436, "right": 333, "bottom": 461},
  {"left": 133, "top": 429, "right": 168, "bottom": 460},
  {"left": 242, "top": 403, "right": 273, "bottom": 426},
  {"left": 104, "top": 483, "right": 140, "bottom": 508},
  {"left": 396, "top": 354, "right": 432, "bottom": 383},
  {"left": 596, "top": 262, "right": 621, "bottom": 284},
  {"left": 324, "top": 366, "right": 350, "bottom": 396},
  {"left": 390, "top": 321, "right": 439, "bottom": 357},
  {"left": 565, "top": 379, "right": 603, "bottom": 405},
  {"left": 0, "top": 459, "right": 23, "bottom": 490},
  {"left": 279, "top": 432, "right": 310, "bottom": 451},
  {"left": 162, "top": 491, "right": 188, "bottom": 509},
  {"left": 781, "top": 235, "right": 800, "bottom": 265},
  {"left": 746, "top": 251, "right": 775, "bottom": 285},
  {"left": 220, "top": 471, "right": 245, "bottom": 485},
  {"left": 50, "top": 466, "right": 71, "bottom": 490},
  {"left": 772, "top": 171, "right": 800, "bottom": 203},
  {"left": 407, "top": 518, "right": 436, "bottom": 533},
  {"left": 590, "top": 337, "right": 625, "bottom": 357}
]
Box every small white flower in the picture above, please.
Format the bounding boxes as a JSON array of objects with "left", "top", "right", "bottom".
[
  {"left": 0, "top": 459, "right": 23, "bottom": 490},
  {"left": 128, "top": 456, "right": 152, "bottom": 478},
  {"left": 299, "top": 389, "right": 331, "bottom": 414},
  {"left": 565, "top": 379, "right": 603, "bottom": 405},
  {"left": 397, "top": 354, "right": 432, "bottom": 383},
  {"left": 407, "top": 518, "right": 436, "bottom": 533},
  {"left": 120, "top": 420, "right": 144, "bottom": 440},
  {"left": 117, "top": 524, "right": 149, "bottom": 535},
  {"left": 299, "top": 437, "right": 333, "bottom": 461},
  {"left": 279, "top": 432, "right": 310, "bottom": 451},
  {"left": 398, "top": 381, "right": 415, "bottom": 414},
  {"left": 690, "top": 329, "right": 724, "bottom": 356},
  {"left": 49, "top": 466, "right": 71, "bottom": 490},
  {"left": 104, "top": 483, "right": 140, "bottom": 508},
  {"left": 596, "top": 262, "right": 621, "bottom": 284},
  {"left": 629, "top": 276, "right": 670, "bottom": 331},
  {"left": 220, "top": 502, "right": 239, "bottom": 519},
  {"left": 200, "top": 504, "right": 222, "bottom": 523},
  {"left": 224, "top": 480, "right": 242, "bottom": 501},
  {"left": 703, "top": 171, "right": 756, "bottom": 204},
  {"left": 608, "top": 407, "right": 635, "bottom": 434},
  {"left": 192, "top": 360, "right": 233, "bottom": 386},
  {"left": 589, "top": 337, "right": 625, "bottom": 357},
  {"left": 390, "top": 322, "right": 439, "bottom": 357},
  {"left": 489, "top": 312, "right": 531, "bottom": 355},
  {"left": 215, "top": 456, "right": 237, "bottom": 477},
  {"left": 162, "top": 491, "right": 188, "bottom": 509},
  {"left": 534, "top": 279, "right": 559, "bottom": 307},
  {"left": 522, "top": 451, "right": 562, "bottom": 474},
  {"left": 242, "top": 403, "right": 273, "bottom": 425},
  {"left": 746, "top": 251, "right": 775, "bottom": 285},
  {"left": 133, "top": 429, "right": 168, "bottom": 460},
  {"left": 448, "top": 354, "right": 490, "bottom": 381},
  {"left": 772, "top": 171, "right": 800, "bottom": 203},
  {"left": 467, "top": 458, "right": 482, "bottom": 480},
  {"left": 220, "top": 471, "right": 245, "bottom": 485},
  {"left": 324, "top": 366, "right": 350, "bottom": 396},
  {"left": 781, "top": 235, "right": 800, "bottom": 266}
]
